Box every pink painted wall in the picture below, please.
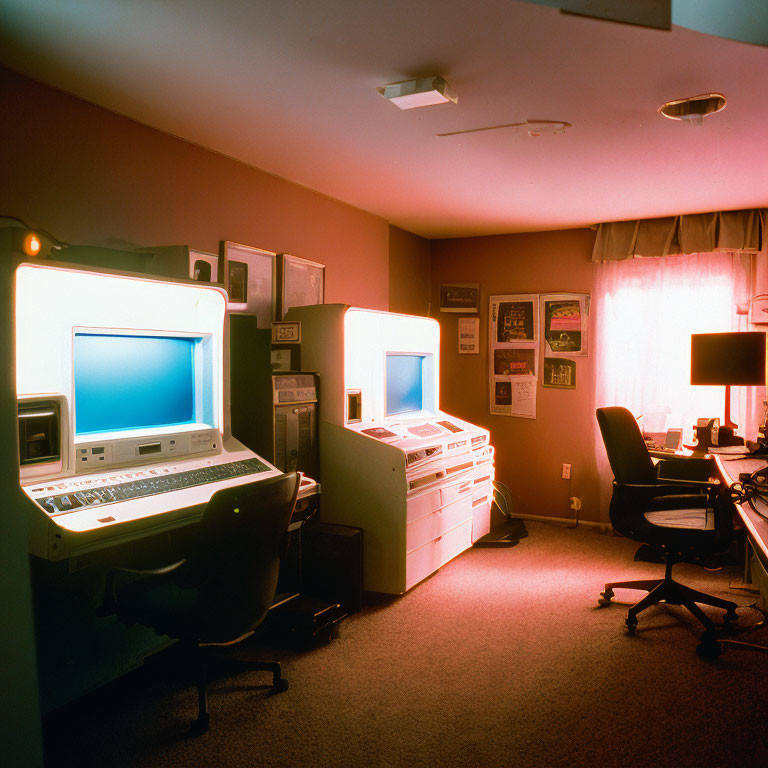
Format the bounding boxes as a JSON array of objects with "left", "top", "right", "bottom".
[
  {"left": 389, "top": 225, "right": 431, "bottom": 316},
  {"left": 1, "top": 67, "right": 602, "bottom": 524},
  {"left": 430, "top": 230, "right": 602, "bottom": 523},
  {"left": 0, "top": 67, "right": 389, "bottom": 310}
]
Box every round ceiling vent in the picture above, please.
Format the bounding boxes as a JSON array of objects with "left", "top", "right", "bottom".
[{"left": 659, "top": 93, "right": 726, "bottom": 125}]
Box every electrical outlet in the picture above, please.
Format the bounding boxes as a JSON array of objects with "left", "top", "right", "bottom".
[{"left": 562, "top": 463, "right": 571, "bottom": 479}]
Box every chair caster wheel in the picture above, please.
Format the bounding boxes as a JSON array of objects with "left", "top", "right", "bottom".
[
  {"left": 625, "top": 616, "right": 637, "bottom": 635},
  {"left": 598, "top": 589, "right": 614, "bottom": 606},
  {"left": 273, "top": 677, "right": 289, "bottom": 693},
  {"left": 724, "top": 607, "right": 739, "bottom": 625},
  {"left": 719, "top": 620, "right": 739, "bottom": 636},
  {"left": 190, "top": 713, "right": 210, "bottom": 736},
  {"left": 697, "top": 637, "right": 722, "bottom": 660}
]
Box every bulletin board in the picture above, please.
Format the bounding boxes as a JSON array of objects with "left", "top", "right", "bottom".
[{"left": 489, "top": 292, "right": 589, "bottom": 417}]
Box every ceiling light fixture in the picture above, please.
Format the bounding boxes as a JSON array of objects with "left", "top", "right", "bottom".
[
  {"left": 659, "top": 93, "right": 726, "bottom": 127},
  {"left": 377, "top": 76, "right": 457, "bottom": 109}
]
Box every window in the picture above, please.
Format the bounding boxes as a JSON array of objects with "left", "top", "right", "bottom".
[{"left": 593, "top": 251, "right": 760, "bottom": 443}]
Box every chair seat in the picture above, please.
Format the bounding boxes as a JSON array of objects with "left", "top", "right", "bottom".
[
  {"left": 643, "top": 507, "right": 714, "bottom": 531},
  {"left": 117, "top": 576, "right": 212, "bottom": 641}
]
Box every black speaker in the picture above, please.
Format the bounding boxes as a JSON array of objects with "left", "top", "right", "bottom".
[
  {"left": 301, "top": 523, "right": 363, "bottom": 614},
  {"left": 229, "top": 316, "right": 272, "bottom": 456}
]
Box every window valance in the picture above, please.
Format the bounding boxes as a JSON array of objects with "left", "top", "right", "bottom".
[{"left": 591, "top": 208, "right": 765, "bottom": 262}]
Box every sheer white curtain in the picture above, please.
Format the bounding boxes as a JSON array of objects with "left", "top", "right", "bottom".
[{"left": 592, "top": 251, "right": 761, "bottom": 517}]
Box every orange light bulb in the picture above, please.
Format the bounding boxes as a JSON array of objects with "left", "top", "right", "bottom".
[{"left": 23, "top": 233, "right": 42, "bottom": 256}]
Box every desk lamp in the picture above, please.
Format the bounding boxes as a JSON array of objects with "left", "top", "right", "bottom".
[{"left": 690, "top": 331, "right": 766, "bottom": 432}]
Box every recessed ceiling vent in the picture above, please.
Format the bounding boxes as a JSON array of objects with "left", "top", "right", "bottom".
[
  {"left": 377, "top": 76, "right": 457, "bottom": 109},
  {"left": 659, "top": 93, "right": 726, "bottom": 126}
]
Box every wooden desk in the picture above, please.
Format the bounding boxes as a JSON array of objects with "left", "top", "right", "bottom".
[
  {"left": 648, "top": 447, "right": 700, "bottom": 460},
  {"left": 714, "top": 456, "right": 768, "bottom": 561},
  {"left": 714, "top": 455, "right": 768, "bottom": 611}
]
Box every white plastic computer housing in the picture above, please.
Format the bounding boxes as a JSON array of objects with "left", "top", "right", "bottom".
[
  {"left": 16, "top": 264, "right": 226, "bottom": 479},
  {"left": 283, "top": 303, "right": 493, "bottom": 594}
]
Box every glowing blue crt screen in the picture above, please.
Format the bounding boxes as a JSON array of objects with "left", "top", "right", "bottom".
[
  {"left": 386, "top": 354, "right": 424, "bottom": 416},
  {"left": 74, "top": 333, "right": 197, "bottom": 435}
]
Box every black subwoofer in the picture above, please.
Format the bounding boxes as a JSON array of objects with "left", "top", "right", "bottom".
[{"left": 301, "top": 523, "right": 363, "bottom": 614}]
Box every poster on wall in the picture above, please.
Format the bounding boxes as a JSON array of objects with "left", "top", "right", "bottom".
[
  {"left": 489, "top": 294, "right": 538, "bottom": 418},
  {"left": 543, "top": 357, "right": 577, "bottom": 389},
  {"left": 540, "top": 293, "right": 590, "bottom": 357},
  {"left": 495, "top": 297, "right": 537, "bottom": 342}
]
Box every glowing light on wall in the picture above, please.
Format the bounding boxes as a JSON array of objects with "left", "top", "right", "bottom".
[{"left": 23, "top": 232, "right": 41, "bottom": 256}]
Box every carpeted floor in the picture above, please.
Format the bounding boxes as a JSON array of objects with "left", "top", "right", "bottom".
[{"left": 44, "top": 522, "right": 768, "bottom": 768}]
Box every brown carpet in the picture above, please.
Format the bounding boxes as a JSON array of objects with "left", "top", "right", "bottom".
[{"left": 44, "top": 522, "right": 768, "bottom": 768}]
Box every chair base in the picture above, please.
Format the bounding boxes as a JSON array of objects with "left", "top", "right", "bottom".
[
  {"left": 696, "top": 608, "right": 768, "bottom": 659},
  {"left": 599, "top": 575, "right": 739, "bottom": 635},
  {"left": 191, "top": 646, "right": 288, "bottom": 735}
]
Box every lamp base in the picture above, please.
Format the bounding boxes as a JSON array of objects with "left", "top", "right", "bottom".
[{"left": 474, "top": 518, "right": 528, "bottom": 548}]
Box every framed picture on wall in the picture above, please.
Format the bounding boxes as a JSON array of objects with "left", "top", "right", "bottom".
[
  {"left": 278, "top": 253, "right": 325, "bottom": 318},
  {"left": 440, "top": 283, "right": 479, "bottom": 313},
  {"left": 221, "top": 241, "right": 276, "bottom": 327}
]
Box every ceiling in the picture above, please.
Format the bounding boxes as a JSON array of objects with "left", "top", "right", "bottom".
[{"left": 1, "top": 0, "right": 768, "bottom": 239}]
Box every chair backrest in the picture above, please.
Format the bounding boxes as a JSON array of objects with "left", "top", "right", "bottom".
[
  {"left": 185, "top": 472, "right": 300, "bottom": 643},
  {"left": 596, "top": 407, "right": 656, "bottom": 485}
]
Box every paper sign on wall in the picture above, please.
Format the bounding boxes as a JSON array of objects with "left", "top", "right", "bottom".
[{"left": 458, "top": 317, "right": 480, "bottom": 354}]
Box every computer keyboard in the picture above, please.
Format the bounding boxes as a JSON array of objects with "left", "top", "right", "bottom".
[
  {"left": 31, "top": 457, "right": 271, "bottom": 516},
  {"left": 408, "top": 424, "right": 444, "bottom": 438}
]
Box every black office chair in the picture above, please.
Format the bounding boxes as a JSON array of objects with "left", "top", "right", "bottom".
[
  {"left": 105, "top": 472, "right": 300, "bottom": 734},
  {"left": 595, "top": 407, "right": 738, "bottom": 646}
]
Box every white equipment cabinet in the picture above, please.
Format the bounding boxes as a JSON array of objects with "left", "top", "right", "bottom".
[
  {"left": 287, "top": 304, "right": 494, "bottom": 594},
  {"left": 12, "top": 260, "right": 316, "bottom": 564}
]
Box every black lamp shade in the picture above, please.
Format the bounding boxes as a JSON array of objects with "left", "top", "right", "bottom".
[{"left": 691, "top": 332, "right": 766, "bottom": 385}]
